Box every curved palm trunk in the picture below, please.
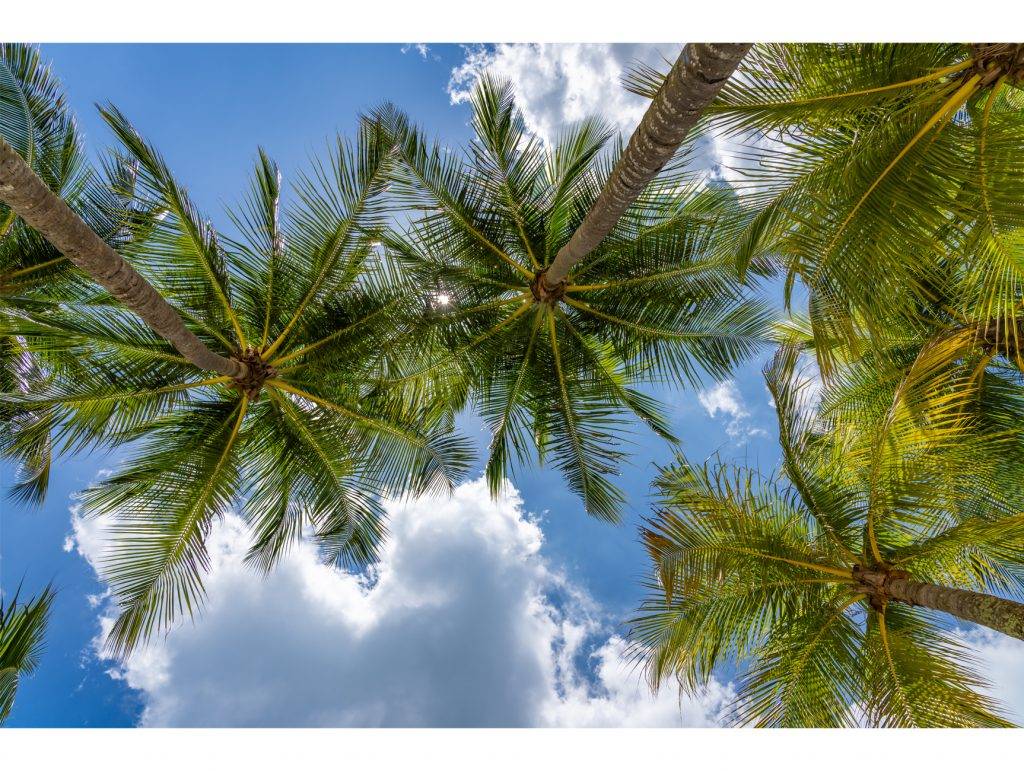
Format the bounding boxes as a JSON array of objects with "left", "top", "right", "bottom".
[
  {"left": 540, "top": 43, "right": 750, "bottom": 292},
  {"left": 858, "top": 569, "right": 1024, "bottom": 641},
  {"left": 0, "top": 137, "right": 245, "bottom": 378}
]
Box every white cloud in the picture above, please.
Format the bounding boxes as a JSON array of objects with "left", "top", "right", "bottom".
[
  {"left": 401, "top": 43, "right": 432, "bottom": 60},
  {"left": 698, "top": 379, "right": 766, "bottom": 440},
  {"left": 448, "top": 44, "right": 663, "bottom": 142},
  {"left": 447, "top": 45, "right": 791, "bottom": 197},
  {"left": 766, "top": 351, "right": 824, "bottom": 415},
  {"left": 957, "top": 627, "right": 1024, "bottom": 724},
  {"left": 542, "top": 634, "right": 733, "bottom": 727},
  {"left": 70, "top": 479, "right": 731, "bottom": 727},
  {"left": 698, "top": 379, "right": 746, "bottom": 422}
]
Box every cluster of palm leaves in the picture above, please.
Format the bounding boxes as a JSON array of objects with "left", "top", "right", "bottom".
[
  {"left": 1, "top": 46, "right": 763, "bottom": 660},
  {"left": 1, "top": 42, "right": 155, "bottom": 504},
  {"left": 1, "top": 42, "right": 1023, "bottom": 727},
  {"left": 634, "top": 345, "right": 1024, "bottom": 726},
  {"left": 630, "top": 42, "right": 1024, "bottom": 727},
  {"left": 5, "top": 99, "right": 475, "bottom": 657}
]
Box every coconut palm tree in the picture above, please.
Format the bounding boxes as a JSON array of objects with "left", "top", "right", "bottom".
[
  {"left": 3, "top": 106, "right": 472, "bottom": 657},
  {"left": 0, "top": 583, "right": 55, "bottom": 724},
  {"left": 376, "top": 75, "right": 771, "bottom": 521},
  {"left": 627, "top": 43, "right": 1024, "bottom": 379},
  {"left": 631, "top": 346, "right": 1024, "bottom": 727}
]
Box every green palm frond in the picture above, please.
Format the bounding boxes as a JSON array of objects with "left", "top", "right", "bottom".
[
  {"left": 1, "top": 44, "right": 143, "bottom": 503},
  {"left": 863, "top": 604, "right": 1012, "bottom": 727},
  {"left": 628, "top": 44, "right": 1024, "bottom": 380},
  {"left": 0, "top": 583, "right": 55, "bottom": 724}
]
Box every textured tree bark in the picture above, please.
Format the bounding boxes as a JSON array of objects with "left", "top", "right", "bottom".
[
  {"left": 541, "top": 42, "right": 751, "bottom": 291},
  {"left": 887, "top": 577, "right": 1024, "bottom": 641},
  {"left": 857, "top": 568, "right": 1024, "bottom": 641},
  {"left": 0, "top": 136, "right": 245, "bottom": 378}
]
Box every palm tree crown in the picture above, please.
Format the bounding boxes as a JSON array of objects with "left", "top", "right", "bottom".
[
  {"left": 3, "top": 107, "right": 472, "bottom": 657},
  {"left": 377, "top": 77, "right": 772, "bottom": 521},
  {"left": 629, "top": 43, "right": 1024, "bottom": 379},
  {"left": 632, "top": 346, "right": 1024, "bottom": 727}
]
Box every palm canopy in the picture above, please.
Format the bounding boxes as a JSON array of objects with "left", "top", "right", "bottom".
[
  {"left": 628, "top": 43, "right": 1024, "bottom": 376},
  {"left": 632, "top": 345, "right": 1024, "bottom": 727},
  {"left": 2, "top": 107, "right": 472, "bottom": 657},
  {"left": 0, "top": 583, "right": 55, "bottom": 724},
  {"left": 376, "top": 77, "right": 772, "bottom": 521}
]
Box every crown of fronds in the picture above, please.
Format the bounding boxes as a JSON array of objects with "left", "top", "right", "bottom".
[
  {"left": 631, "top": 345, "right": 1024, "bottom": 727},
  {"left": 2, "top": 106, "right": 474, "bottom": 658},
  {"left": 628, "top": 43, "right": 1024, "bottom": 385},
  {"left": 372, "top": 76, "right": 773, "bottom": 521}
]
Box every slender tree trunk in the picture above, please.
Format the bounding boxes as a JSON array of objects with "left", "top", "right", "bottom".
[
  {"left": 540, "top": 43, "right": 750, "bottom": 292},
  {"left": 857, "top": 569, "right": 1024, "bottom": 641},
  {"left": 0, "top": 136, "right": 245, "bottom": 378}
]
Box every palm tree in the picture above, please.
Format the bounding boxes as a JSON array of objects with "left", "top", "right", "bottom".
[
  {"left": 631, "top": 346, "right": 1024, "bottom": 727},
  {"left": 3, "top": 107, "right": 472, "bottom": 657},
  {"left": 376, "top": 75, "right": 771, "bottom": 521},
  {"left": 627, "top": 43, "right": 1024, "bottom": 378},
  {"left": 0, "top": 583, "right": 55, "bottom": 724}
]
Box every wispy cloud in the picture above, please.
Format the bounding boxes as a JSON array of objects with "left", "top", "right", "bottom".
[
  {"left": 698, "top": 379, "right": 766, "bottom": 440},
  {"left": 401, "top": 43, "right": 433, "bottom": 60}
]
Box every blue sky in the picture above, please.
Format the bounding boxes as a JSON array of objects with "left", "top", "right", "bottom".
[{"left": 2, "top": 43, "right": 1021, "bottom": 727}]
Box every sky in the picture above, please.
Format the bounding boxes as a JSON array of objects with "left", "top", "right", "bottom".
[{"left": 2, "top": 43, "right": 1023, "bottom": 728}]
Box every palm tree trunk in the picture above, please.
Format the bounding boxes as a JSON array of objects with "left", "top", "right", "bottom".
[
  {"left": 0, "top": 136, "right": 245, "bottom": 378},
  {"left": 858, "top": 569, "right": 1024, "bottom": 641},
  {"left": 540, "top": 43, "right": 750, "bottom": 292}
]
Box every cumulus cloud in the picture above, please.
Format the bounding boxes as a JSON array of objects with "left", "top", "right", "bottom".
[
  {"left": 70, "top": 479, "right": 731, "bottom": 727},
  {"left": 543, "top": 634, "right": 733, "bottom": 727},
  {"left": 447, "top": 45, "right": 791, "bottom": 195},
  {"left": 448, "top": 44, "right": 719, "bottom": 172},
  {"left": 698, "top": 379, "right": 766, "bottom": 440}
]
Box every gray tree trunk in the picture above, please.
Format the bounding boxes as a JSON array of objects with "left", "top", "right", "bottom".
[
  {"left": 0, "top": 136, "right": 245, "bottom": 378},
  {"left": 540, "top": 43, "right": 750, "bottom": 292},
  {"left": 888, "top": 576, "right": 1024, "bottom": 641},
  {"left": 858, "top": 568, "right": 1024, "bottom": 641}
]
